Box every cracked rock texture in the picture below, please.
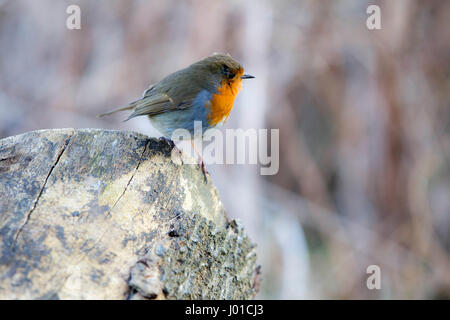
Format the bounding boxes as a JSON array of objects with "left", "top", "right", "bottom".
[{"left": 0, "top": 129, "right": 258, "bottom": 299}]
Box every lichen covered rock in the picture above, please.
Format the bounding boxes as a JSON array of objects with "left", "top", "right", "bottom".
[{"left": 0, "top": 129, "right": 258, "bottom": 299}]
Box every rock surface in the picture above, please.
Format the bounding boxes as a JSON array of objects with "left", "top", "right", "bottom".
[{"left": 0, "top": 129, "right": 258, "bottom": 299}]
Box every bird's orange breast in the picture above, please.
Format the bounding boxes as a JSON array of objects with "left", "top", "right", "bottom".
[{"left": 206, "top": 73, "right": 243, "bottom": 127}]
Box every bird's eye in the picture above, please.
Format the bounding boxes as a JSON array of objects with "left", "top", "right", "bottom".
[{"left": 222, "top": 65, "right": 235, "bottom": 79}]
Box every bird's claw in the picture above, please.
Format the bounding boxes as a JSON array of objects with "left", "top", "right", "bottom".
[{"left": 199, "top": 160, "right": 208, "bottom": 183}]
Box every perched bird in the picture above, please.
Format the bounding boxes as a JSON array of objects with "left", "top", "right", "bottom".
[{"left": 98, "top": 53, "right": 254, "bottom": 179}]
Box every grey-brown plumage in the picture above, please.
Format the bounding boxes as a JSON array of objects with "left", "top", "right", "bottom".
[{"left": 97, "top": 53, "right": 249, "bottom": 123}]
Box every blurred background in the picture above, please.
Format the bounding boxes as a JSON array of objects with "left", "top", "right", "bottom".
[{"left": 0, "top": 0, "right": 449, "bottom": 299}]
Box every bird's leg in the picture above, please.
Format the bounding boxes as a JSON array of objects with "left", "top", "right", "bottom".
[{"left": 191, "top": 140, "right": 208, "bottom": 182}]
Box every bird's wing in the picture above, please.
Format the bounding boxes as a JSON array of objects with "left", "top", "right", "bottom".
[
  {"left": 98, "top": 67, "right": 212, "bottom": 120},
  {"left": 124, "top": 92, "right": 173, "bottom": 121},
  {"left": 124, "top": 89, "right": 195, "bottom": 121},
  {"left": 96, "top": 84, "right": 157, "bottom": 118},
  {"left": 142, "top": 84, "right": 156, "bottom": 98},
  {"left": 96, "top": 90, "right": 165, "bottom": 119}
]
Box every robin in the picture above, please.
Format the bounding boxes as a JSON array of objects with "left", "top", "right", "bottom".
[{"left": 98, "top": 53, "right": 254, "bottom": 180}]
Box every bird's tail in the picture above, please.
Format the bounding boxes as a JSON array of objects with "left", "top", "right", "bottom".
[{"left": 96, "top": 99, "right": 140, "bottom": 118}]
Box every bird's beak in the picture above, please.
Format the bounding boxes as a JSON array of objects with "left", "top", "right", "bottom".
[{"left": 241, "top": 74, "right": 255, "bottom": 79}]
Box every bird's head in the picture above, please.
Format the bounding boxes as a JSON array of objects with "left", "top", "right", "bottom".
[{"left": 192, "top": 53, "right": 254, "bottom": 89}]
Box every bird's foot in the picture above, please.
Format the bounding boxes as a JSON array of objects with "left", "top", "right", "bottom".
[
  {"left": 199, "top": 160, "right": 208, "bottom": 183},
  {"left": 190, "top": 140, "right": 208, "bottom": 183}
]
